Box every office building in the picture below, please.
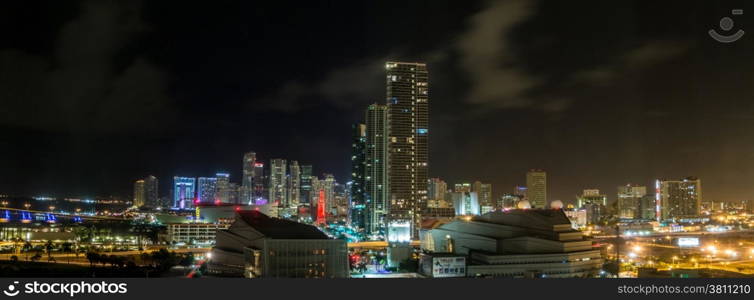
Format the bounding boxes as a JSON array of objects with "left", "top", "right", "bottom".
[
  {"left": 427, "top": 178, "right": 448, "bottom": 208},
  {"left": 420, "top": 210, "right": 603, "bottom": 278},
  {"left": 300, "top": 164, "right": 313, "bottom": 205},
  {"left": 385, "top": 61, "right": 429, "bottom": 238},
  {"left": 133, "top": 179, "right": 145, "bottom": 207},
  {"left": 143, "top": 175, "right": 159, "bottom": 208},
  {"left": 198, "top": 177, "right": 218, "bottom": 204},
  {"left": 242, "top": 152, "right": 257, "bottom": 204},
  {"left": 208, "top": 210, "right": 349, "bottom": 278},
  {"left": 454, "top": 182, "right": 472, "bottom": 193},
  {"left": 173, "top": 177, "right": 196, "bottom": 209},
  {"left": 252, "top": 162, "right": 265, "bottom": 204},
  {"left": 287, "top": 160, "right": 300, "bottom": 208},
  {"left": 657, "top": 177, "right": 702, "bottom": 220},
  {"left": 216, "top": 172, "right": 231, "bottom": 204},
  {"left": 526, "top": 170, "right": 547, "bottom": 208},
  {"left": 268, "top": 159, "right": 287, "bottom": 207},
  {"left": 365, "top": 104, "right": 389, "bottom": 236},
  {"left": 473, "top": 181, "right": 493, "bottom": 211},
  {"left": 617, "top": 184, "right": 647, "bottom": 219}
]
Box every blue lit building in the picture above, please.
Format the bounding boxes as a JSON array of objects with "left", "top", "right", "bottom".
[{"left": 173, "top": 177, "right": 196, "bottom": 209}]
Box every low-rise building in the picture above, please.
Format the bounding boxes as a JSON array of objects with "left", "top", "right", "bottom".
[
  {"left": 420, "top": 209, "right": 604, "bottom": 278},
  {"left": 208, "top": 210, "right": 348, "bottom": 278},
  {"left": 166, "top": 223, "right": 229, "bottom": 245}
]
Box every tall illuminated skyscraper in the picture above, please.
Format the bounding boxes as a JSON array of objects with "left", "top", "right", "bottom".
[
  {"left": 287, "top": 160, "right": 300, "bottom": 208},
  {"left": 300, "top": 164, "right": 313, "bottom": 205},
  {"left": 242, "top": 152, "right": 257, "bottom": 203},
  {"left": 251, "top": 162, "right": 265, "bottom": 204},
  {"left": 133, "top": 179, "right": 145, "bottom": 207},
  {"left": 197, "top": 177, "right": 218, "bottom": 204},
  {"left": 173, "top": 177, "right": 196, "bottom": 209},
  {"left": 351, "top": 124, "right": 367, "bottom": 230},
  {"left": 216, "top": 172, "right": 231, "bottom": 203},
  {"left": 365, "top": 104, "right": 388, "bottom": 236},
  {"left": 385, "top": 61, "right": 429, "bottom": 238},
  {"left": 144, "top": 175, "right": 159, "bottom": 208},
  {"left": 269, "top": 159, "right": 287, "bottom": 207},
  {"left": 526, "top": 169, "right": 547, "bottom": 208},
  {"left": 657, "top": 177, "right": 702, "bottom": 220},
  {"left": 617, "top": 184, "right": 647, "bottom": 219},
  {"left": 472, "top": 181, "right": 492, "bottom": 210}
]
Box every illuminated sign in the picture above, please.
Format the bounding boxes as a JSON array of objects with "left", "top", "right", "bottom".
[{"left": 677, "top": 237, "right": 700, "bottom": 248}]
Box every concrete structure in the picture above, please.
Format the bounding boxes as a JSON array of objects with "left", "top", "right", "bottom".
[
  {"left": 167, "top": 223, "right": 229, "bottom": 245},
  {"left": 385, "top": 61, "right": 429, "bottom": 238},
  {"left": 420, "top": 209, "right": 603, "bottom": 278},
  {"left": 526, "top": 170, "right": 547, "bottom": 208},
  {"left": 209, "top": 210, "right": 348, "bottom": 278}
]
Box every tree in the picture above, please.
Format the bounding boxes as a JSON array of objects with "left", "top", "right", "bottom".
[{"left": 86, "top": 252, "right": 100, "bottom": 268}]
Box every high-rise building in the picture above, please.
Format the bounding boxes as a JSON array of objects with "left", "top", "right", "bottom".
[
  {"left": 198, "top": 177, "right": 218, "bottom": 204},
  {"left": 449, "top": 192, "right": 480, "bottom": 216},
  {"left": 351, "top": 124, "right": 367, "bottom": 231},
  {"left": 385, "top": 61, "right": 429, "bottom": 238},
  {"left": 526, "top": 169, "right": 547, "bottom": 208},
  {"left": 173, "top": 177, "right": 196, "bottom": 209},
  {"left": 617, "top": 184, "right": 647, "bottom": 219},
  {"left": 242, "top": 152, "right": 257, "bottom": 204},
  {"left": 639, "top": 194, "right": 656, "bottom": 220},
  {"left": 323, "top": 174, "right": 336, "bottom": 216},
  {"left": 269, "top": 159, "right": 287, "bottom": 207},
  {"left": 287, "top": 160, "right": 300, "bottom": 208},
  {"left": 577, "top": 189, "right": 607, "bottom": 208},
  {"left": 365, "top": 104, "right": 388, "bottom": 236},
  {"left": 133, "top": 179, "right": 145, "bottom": 207},
  {"left": 656, "top": 177, "right": 702, "bottom": 220},
  {"left": 228, "top": 182, "right": 240, "bottom": 205},
  {"left": 427, "top": 178, "right": 447, "bottom": 208},
  {"left": 300, "top": 165, "right": 313, "bottom": 205},
  {"left": 144, "top": 175, "right": 159, "bottom": 208},
  {"left": 513, "top": 185, "right": 528, "bottom": 199},
  {"left": 454, "top": 182, "right": 471, "bottom": 193},
  {"left": 252, "top": 162, "right": 265, "bottom": 204},
  {"left": 472, "top": 181, "right": 493, "bottom": 210},
  {"left": 216, "top": 172, "right": 231, "bottom": 203}
]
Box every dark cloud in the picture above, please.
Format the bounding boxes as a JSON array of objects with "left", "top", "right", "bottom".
[{"left": 0, "top": 0, "right": 173, "bottom": 134}]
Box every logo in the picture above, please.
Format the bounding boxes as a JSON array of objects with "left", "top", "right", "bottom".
[
  {"left": 2, "top": 281, "right": 127, "bottom": 298},
  {"left": 709, "top": 9, "right": 745, "bottom": 43},
  {"left": 3, "top": 282, "right": 19, "bottom": 297}
]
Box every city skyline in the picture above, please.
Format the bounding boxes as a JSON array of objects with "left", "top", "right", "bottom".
[{"left": 3, "top": 1, "right": 754, "bottom": 205}]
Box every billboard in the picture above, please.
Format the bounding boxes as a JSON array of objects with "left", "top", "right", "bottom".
[
  {"left": 432, "top": 256, "right": 466, "bottom": 278},
  {"left": 677, "top": 237, "right": 700, "bottom": 248}
]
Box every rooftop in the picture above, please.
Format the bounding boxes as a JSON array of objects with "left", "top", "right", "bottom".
[{"left": 236, "top": 210, "right": 329, "bottom": 240}]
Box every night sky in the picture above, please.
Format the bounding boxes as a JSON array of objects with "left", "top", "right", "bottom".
[{"left": 2, "top": 0, "right": 754, "bottom": 205}]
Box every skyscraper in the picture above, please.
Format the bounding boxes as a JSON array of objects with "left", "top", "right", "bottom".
[
  {"left": 215, "top": 172, "right": 231, "bottom": 203},
  {"left": 657, "top": 177, "right": 702, "bottom": 220},
  {"left": 365, "top": 104, "right": 388, "bottom": 236},
  {"left": 173, "top": 177, "right": 196, "bottom": 209},
  {"left": 472, "top": 181, "right": 493, "bottom": 211},
  {"left": 300, "top": 164, "right": 313, "bottom": 205},
  {"left": 526, "top": 169, "right": 547, "bottom": 208},
  {"left": 242, "top": 152, "right": 257, "bottom": 204},
  {"left": 287, "top": 160, "right": 300, "bottom": 208},
  {"left": 252, "top": 162, "right": 265, "bottom": 204},
  {"left": 144, "top": 175, "right": 159, "bottom": 208},
  {"left": 133, "top": 179, "right": 145, "bottom": 207},
  {"left": 427, "top": 178, "right": 447, "bottom": 208},
  {"left": 385, "top": 61, "right": 429, "bottom": 238},
  {"left": 269, "top": 159, "right": 287, "bottom": 207},
  {"left": 351, "top": 124, "right": 367, "bottom": 231},
  {"left": 198, "top": 177, "right": 218, "bottom": 204},
  {"left": 617, "top": 184, "right": 647, "bottom": 219}
]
